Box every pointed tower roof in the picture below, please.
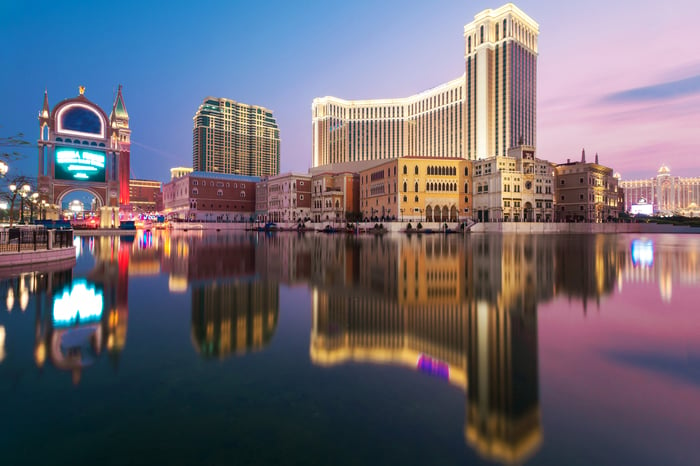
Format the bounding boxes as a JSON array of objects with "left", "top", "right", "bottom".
[
  {"left": 581, "top": 148, "right": 586, "bottom": 163},
  {"left": 39, "top": 89, "right": 50, "bottom": 121},
  {"left": 110, "top": 85, "right": 129, "bottom": 121},
  {"left": 595, "top": 152, "right": 599, "bottom": 164}
]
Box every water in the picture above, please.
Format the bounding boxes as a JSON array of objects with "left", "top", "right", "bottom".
[{"left": 0, "top": 231, "right": 698, "bottom": 466}]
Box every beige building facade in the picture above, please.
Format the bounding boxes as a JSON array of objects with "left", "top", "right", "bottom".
[
  {"left": 359, "top": 156, "right": 472, "bottom": 224},
  {"left": 472, "top": 146, "right": 554, "bottom": 222}
]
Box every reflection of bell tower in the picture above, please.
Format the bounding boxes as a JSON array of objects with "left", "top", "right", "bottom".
[
  {"left": 110, "top": 85, "right": 131, "bottom": 209},
  {"left": 466, "top": 300, "right": 542, "bottom": 464}
]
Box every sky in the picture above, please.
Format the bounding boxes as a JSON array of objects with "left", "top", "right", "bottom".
[{"left": 1, "top": 0, "right": 699, "bottom": 183}]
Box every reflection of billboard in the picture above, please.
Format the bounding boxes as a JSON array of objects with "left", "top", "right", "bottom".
[
  {"left": 55, "top": 147, "right": 106, "bottom": 181},
  {"left": 417, "top": 354, "right": 450, "bottom": 380},
  {"left": 52, "top": 280, "right": 104, "bottom": 327},
  {"left": 631, "top": 239, "right": 654, "bottom": 268}
]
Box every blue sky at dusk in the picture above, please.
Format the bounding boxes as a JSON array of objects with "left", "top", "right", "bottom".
[{"left": 2, "top": 0, "right": 698, "bottom": 183}]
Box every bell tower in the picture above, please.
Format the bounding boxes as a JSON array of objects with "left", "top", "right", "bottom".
[{"left": 110, "top": 85, "right": 131, "bottom": 208}]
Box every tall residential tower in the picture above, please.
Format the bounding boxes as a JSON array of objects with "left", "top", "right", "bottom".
[
  {"left": 311, "top": 3, "right": 539, "bottom": 167},
  {"left": 193, "top": 97, "right": 280, "bottom": 177}
]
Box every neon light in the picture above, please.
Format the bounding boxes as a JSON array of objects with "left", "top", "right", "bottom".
[
  {"left": 52, "top": 280, "right": 104, "bottom": 327},
  {"left": 55, "top": 103, "right": 106, "bottom": 138}
]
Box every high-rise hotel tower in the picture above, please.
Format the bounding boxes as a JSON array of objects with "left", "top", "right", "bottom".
[
  {"left": 193, "top": 97, "right": 280, "bottom": 177},
  {"left": 312, "top": 3, "right": 538, "bottom": 167}
]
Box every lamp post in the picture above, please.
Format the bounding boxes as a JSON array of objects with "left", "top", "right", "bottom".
[
  {"left": 400, "top": 208, "right": 404, "bottom": 222},
  {"left": 18, "top": 184, "right": 30, "bottom": 224},
  {"left": 0, "top": 161, "right": 8, "bottom": 177},
  {"left": 30, "top": 193, "right": 39, "bottom": 223}
]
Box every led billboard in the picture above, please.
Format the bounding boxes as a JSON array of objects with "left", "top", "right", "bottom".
[{"left": 55, "top": 147, "right": 106, "bottom": 182}]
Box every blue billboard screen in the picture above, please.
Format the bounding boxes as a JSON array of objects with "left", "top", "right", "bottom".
[{"left": 55, "top": 147, "right": 106, "bottom": 181}]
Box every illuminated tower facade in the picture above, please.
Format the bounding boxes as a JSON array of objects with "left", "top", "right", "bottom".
[
  {"left": 311, "top": 3, "right": 539, "bottom": 166},
  {"left": 464, "top": 3, "right": 538, "bottom": 159},
  {"left": 37, "top": 86, "right": 130, "bottom": 221},
  {"left": 110, "top": 85, "right": 131, "bottom": 208},
  {"left": 192, "top": 97, "right": 280, "bottom": 177}
]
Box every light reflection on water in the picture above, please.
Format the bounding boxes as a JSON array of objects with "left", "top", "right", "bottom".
[{"left": 0, "top": 231, "right": 698, "bottom": 465}]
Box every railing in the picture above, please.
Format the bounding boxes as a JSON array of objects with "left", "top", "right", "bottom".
[{"left": 0, "top": 227, "right": 74, "bottom": 254}]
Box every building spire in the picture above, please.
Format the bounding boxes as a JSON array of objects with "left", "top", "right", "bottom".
[
  {"left": 595, "top": 152, "right": 599, "bottom": 164},
  {"left": 581, "top": 148, "right": 586, "bottom": 163},
  {"left": 41, "top": 89, "right": 50, "bottom": 119},
  {"left": 110, "top": 84, "right": 129, "bottom": 122}
]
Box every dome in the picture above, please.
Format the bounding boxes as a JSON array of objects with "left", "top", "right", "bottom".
[{"left": 658, "top": 164, "right": 671, "bottom": 175}]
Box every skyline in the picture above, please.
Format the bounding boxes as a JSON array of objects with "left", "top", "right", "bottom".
[{"left": 2, "top": 0, "right": 698, "bottom": 183}]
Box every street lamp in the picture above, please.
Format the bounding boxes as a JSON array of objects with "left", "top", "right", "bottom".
[
  {"left": 30, "top": 193, "right": 39, "bottom": 223},
  {"left": 0, "top": 161, "right": 8, "bottom": 177}
]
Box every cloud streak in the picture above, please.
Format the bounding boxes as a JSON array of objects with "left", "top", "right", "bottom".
[{"left": 604, "top": 75, "right": 700, "bottom": 103}]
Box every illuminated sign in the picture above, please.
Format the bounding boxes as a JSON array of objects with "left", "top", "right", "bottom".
[
  {"left": 631, "top": 239, "right": 654, "bottom": 268},
  {"left": 631, "top": 198, "right": 653, "bottom": 216},
  {"left": 52, "top": 280, "right": 104, "bottom": 327},
  {"left": 417, "top": 354, "right": 449, "bottom": 380},
  {"left": 55, "top": 147, "right": 106, "bottom": 181}
]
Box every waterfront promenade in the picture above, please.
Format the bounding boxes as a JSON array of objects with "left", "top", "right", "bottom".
[{"left": 160, "top": 221, "right": 699, "bottom": 235}]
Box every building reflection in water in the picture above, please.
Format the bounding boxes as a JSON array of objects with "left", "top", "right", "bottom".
[
  {"left": 29, "top": 236, "right": 132, "bottom": 384},
  {"left": 160, "top": 232, "right": 280, "bottom": 358},
  {"left": 308, "top": 233, "right": 631, "bottom": 464}
]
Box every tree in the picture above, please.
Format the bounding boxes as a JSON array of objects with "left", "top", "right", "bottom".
[
  {"left": 0, "top": 129, "right": 30, "bottom": 162},
  {"left": 2, "top": 175, "right": 35, "bottom": 226}
]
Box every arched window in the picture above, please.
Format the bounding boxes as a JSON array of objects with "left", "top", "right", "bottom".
[
  {"left": 468, "top": 36, "right": 472, "bottom": 53},
  {"left": 414, "top": 182, "right": 418, "bottom": 192},
  {"left": 464, "top": 182, "right": 468, "bottom": 193},
  {"left": 496, "top": 24, "right": 499, "bottom": 41},
  {"left": 464, "top": 167, "right": 468, "bottom": 176},
  {"left": 403, "top": 165, "right": 407, "bottom": 175},
  {"left": 240, "top": 192, "right": 246, "bottom": 198},
  {"left": 217, "top": 189, "right": 223, "bottom": 197},
  {"left": 192, "top": 188, "right": 199, "bottom": 195},
  {"left": 480, "top": 25, "right": 484, "bottom": 44},
  {"left": 414, "top": 165, "right": 419, "bottom": 175},
  {"left": 414, "top": 195, "right": 419, "bottom": 202},
  {"left": 403, "top": 182, "right": 407, "bottom": 192}
]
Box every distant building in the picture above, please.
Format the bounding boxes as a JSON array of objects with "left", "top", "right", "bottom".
[
  {"left": 620, "top": 165, "right": 700, "bottom": 215},
  {"left": 162, "top": 171, "right": 258, "bottom": 221},
  {"left": 170, "top": 166, "right": 193, "bottom": 180},
  {"left": 255, "top": 172, "right": 312, "bottom": 223},
  {"left": 311, "top": 3, "right": 539, "bottom": 167},
  {"left": 553, "top": 151, "right": 621, "bottom": 222},
  {"left": 129, "top": 179, "right": 162, "bottom": 213},
  {"left": 193, "top": 96, "right": 280, "bottom": 177},
  {"left": 311, "top": 171, "right": 360, "bottom": 223},
  {"left": 472, "top": 146, "right": 554, "bottom": 222}
]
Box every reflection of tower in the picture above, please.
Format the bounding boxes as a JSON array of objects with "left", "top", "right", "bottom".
[
  {"left": 191, "top": 281, "right": 279, "bottom": 358},
  {"left": 466, "top": 300, "right": 541, "bottom": 463},
  {"left": 107, "top": 235, "right": 131, "bottom": 362}
]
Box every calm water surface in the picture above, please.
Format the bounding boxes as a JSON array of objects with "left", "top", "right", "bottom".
[{"left": 0, "top": 231, "right": 698, "bottom": 465}]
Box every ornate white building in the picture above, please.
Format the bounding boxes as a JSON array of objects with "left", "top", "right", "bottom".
[{"left": 620, "top": 165, "right": 700, "bottom": 215}]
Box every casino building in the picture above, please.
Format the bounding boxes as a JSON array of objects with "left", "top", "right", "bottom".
[
  {"left": 312, "top": 3, "right": 539, "bottom": 166},
  {"left": 37, "top": 86, "right": 131, "bottom": 227}
]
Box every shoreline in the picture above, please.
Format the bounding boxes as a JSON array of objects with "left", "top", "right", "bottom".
[{"left": 74, "top": 222, "right": 699, "bottom": 235}]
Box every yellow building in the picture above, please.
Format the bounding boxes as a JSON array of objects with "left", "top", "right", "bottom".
[{"left": 359, "top": 156, "right": 472, "bottom": 224}]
